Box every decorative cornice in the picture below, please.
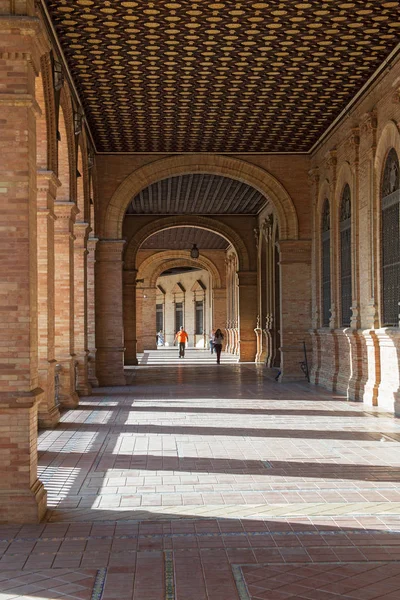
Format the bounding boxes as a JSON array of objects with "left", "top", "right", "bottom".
[{"left": 0, "top": 93, "right": 40, "bottom": 115}]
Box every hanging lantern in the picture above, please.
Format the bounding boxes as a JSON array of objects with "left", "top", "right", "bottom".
[{"left": 190, "top": 243, "right": 199, "bottom": 259}]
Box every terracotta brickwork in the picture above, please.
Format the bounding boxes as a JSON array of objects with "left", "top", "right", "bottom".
[
  {"left": 310, "top": 59, "right": 400, "bottom": 412},
  {"left": 0, "top": 10, "right": 49, "bottom": 522}
]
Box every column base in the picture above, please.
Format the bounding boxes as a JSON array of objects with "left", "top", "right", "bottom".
[
  {"left": 38, "top": 404, "right": 60, "bottom": 429},
  {"left": 38, "top": 360, "right": 60, "bottom": 428},
  {"left": 239, "top": 339, "right": 257, "bottom": 362},
  {"left": 278, "top": 373, "right": 309, "bottom": 384},
  {"left": 60, "top": 391, "right": 79, "bottom": 409},
  {"left": 77, "top": 383, "right": 92, "bottom": 396},
  {"left": 0, "top": 479, "right": 47, "bottom": 524},
  {"left": 125, "top": 358, "right": 138, "bottom": 366},
  {"left": 96, "top": 347, "right": 127, "bottom": 387}
]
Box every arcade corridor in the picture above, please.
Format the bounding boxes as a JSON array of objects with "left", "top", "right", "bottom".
[{"left": 3, "top": 365, "right": 400, "bottom": 599}]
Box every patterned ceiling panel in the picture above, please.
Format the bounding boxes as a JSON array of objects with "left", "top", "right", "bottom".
[
  {"left": 46, "top": 1, "right": 400, "bottom": 153},
  {"left": 125, "top": 174, "right": 266, "bottom": 214},
  {"left": 141, "top": 227, "right": 229, "bottom": 249}
]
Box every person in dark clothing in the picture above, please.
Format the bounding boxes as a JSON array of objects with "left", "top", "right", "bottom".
[{"left": 213, "top": 328, "right": 224, "bottom": 364}]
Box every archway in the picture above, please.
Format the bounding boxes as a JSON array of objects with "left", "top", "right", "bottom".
[
  {"left": 95, "top": 163, "right": 304, "bottom": 385},
  {"left": 102, "top": 154, "right": 299, "bottom": 241}
]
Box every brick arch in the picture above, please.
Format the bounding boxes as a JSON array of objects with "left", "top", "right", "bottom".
[
  {"left": 103, "top": 154, "right": 299, "bottom": 240},
  {"left": 135, "top": 250, "right": 222, "bottom": 289},
  {"left": 124, "top": 217, "right": 247, "bottom": 270}
]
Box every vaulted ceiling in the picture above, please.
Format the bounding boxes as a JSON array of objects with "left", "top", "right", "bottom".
[
  {"left": 125, "top": 174, "right": 266, "bottom": 214},
  {"left": 45, "top": 1, "right": 400, "bottom": 153},
  {"left": 141, "top": 227, "right": 229, "bottom": 250}
]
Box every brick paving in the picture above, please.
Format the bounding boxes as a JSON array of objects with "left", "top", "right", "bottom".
[{"left": 2, "top": 363, "right": 400, "bottom": 598}]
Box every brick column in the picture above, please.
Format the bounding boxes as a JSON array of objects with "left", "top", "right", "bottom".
[
  {"left": 278, "top": 240, "right": 312, "bottom": 382},
  {"left": 54, "top": 202, "right": 79, "bottom": 408},
  {"left": 74, "top": 222, "right": 92, "bottom": 396},
  {"left": 237, "top": 271, "right": 257, "bottom": 362},
  {"left": 123, "top": 269, "right": 138, "bottom": 365},
  {"left": 0, "top": 9, "right": 48, "bottom": 522},
  {"left": 95, "top": 240, "right": 126, "bottom": 386},
  {"left": 87, "top": 236, "right": 99, "bottom": 387},
  {"left": 37, "top": 171, "right": 60, "bottom": 428},
  {"left": 212, "top": 288, "right": 226, "bottom": 331},
  {"left": 141, "top": 287, "right": 157, "bottom": 350}
]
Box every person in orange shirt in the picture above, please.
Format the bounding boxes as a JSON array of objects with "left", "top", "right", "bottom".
[{"left": 175, "top": 326, "right": 189, "bottom": 358}]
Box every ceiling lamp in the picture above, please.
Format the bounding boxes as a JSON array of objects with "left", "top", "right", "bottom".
[{"left": 190, "top": 243, "right": 199, "bottom": 259}]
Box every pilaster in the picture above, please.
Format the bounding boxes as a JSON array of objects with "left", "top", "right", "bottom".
[
  {"left": 123, "top": 269, "right": 138, "bottom": 365},
  {"left": 74, "top": 221, "right": 92, "bottom": 396},
  {"left": 237, "top": 271, "right": 257, "bottom": 362},
  {"left": 87, "top": 236, "right": 99, "bottom": 386},
  {"left": 36, "top": 170, "right": 60, "bottom": 427},
  {"left": 54, "top": 201, "right": 79, "bottom": 408}
]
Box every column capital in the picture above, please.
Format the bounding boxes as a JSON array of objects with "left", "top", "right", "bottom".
[
  {"left": 96, "top": 239, "right": 126, "bottom": 262},
  {"left": 123, "top": 268, "right": 138, "bottom": 286},
  {"left": 74, "top": 222, "right": 91, "bottom": 252},
  {"left": 278, "top": 239, "right": 312, "bottom": 264},
  {"left": 237, "top": 271, "right": 257, "bottom": 286},
  {"left": 54, "top": 202, "right": 79, "bottom": 233},
  {"left": 36, "top": 170, "right": 60, "bottom": 213}
]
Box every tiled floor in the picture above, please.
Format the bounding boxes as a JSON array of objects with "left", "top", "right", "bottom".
[{"left": 3, "top": 361, "right": 400, "bottom": 598}]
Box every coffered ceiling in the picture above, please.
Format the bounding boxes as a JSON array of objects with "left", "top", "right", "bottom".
[
  {"left": 45, "top": 1, "right": 400, "bottom": 153},
  {"left": 125, "top": 173, "right": 266, "bottom": 214}
]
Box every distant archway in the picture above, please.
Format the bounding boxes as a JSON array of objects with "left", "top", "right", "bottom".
[{"left": 124, "top": 217, "right": 248, "bottom": 271}]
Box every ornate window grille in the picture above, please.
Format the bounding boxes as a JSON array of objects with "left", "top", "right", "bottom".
[
  {"left": 321, "top": 198, "right": 331, "bottom": 327},
  {"left": 175, "top": 302, "right": 183, "bottom": 331},
  {"left": 382, "top": 148, "right": 400, "bottom": 327},
  {"left": 195, "top": 300, "right": 204, "bottom": 334},
  {"left": 156, "top": 303, "right": 163, "bottom": 333},
  {"left": 340, "top": 184, "right": 352, "bottom": 327}
]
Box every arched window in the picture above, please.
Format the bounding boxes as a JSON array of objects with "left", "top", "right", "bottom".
[
  {"left": 321, "top": 198, "right": 331, "bottom": 327},
  {"left": 382, "top": 148, "right": 400, "bottom": 326},
  {"left": 340, "top": 184, "right": 352, "bottom": 327}
]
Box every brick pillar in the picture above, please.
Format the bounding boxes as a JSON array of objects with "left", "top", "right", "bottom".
[
  {"left": 237, "top": 271, "right": 257, "bottom": 362},
  {"left": 87, "top": 236, "right": 98, "bottom": 387},
  {"left": 141, "top": 287, "right": 157, "bottom": 350},
  {"left": 213, "top": 288, "right": 226, "bottom": 330},
  {"left": 278, "top": 240, "right": 312, "bottom": 382},
  {"left": 37, "top": 171, "right": 60, "bottom": 428},
  {"left": 95, "top": 240, "right": 126, "bottom": 386},
  {"left": 0, "top": 10, "right": 48, "bottom": 522},
  {"left": 54, "top": 202, "right": 79, "bottom": 408},
  {"left": 123, "top": 269, "right": 138, "bottom": 365},
  {"left": 136, "top": 290, "right": 144, "bottom": 353},
  {"left": 74, "top": 222, "right": 92, "bottom": 395}
]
